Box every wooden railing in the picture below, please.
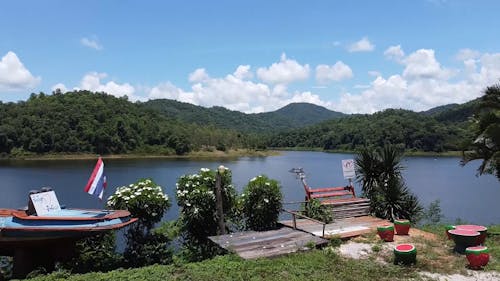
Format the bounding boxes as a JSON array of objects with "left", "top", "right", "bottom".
[{"left": 281, "top": 208, "right": 326, "bottom": 238}]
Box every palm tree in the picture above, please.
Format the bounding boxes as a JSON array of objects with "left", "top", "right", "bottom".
[
  {"left": 462, "top": 84, "right": 500, "bottom": 180},
  {"left": 355, "top": 145, "right": 422, "bottom": 222}
]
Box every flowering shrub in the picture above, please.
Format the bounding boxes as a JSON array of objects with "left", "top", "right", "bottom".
[
  {"left": 107, "top": 178, "right": 170, "bottom": 228},
  {"left": 241, "top": 175, "right": 282, "bottom": 231},
  {"left": 176, "top": 167, "right": 237, "bottom": 261},
  {"left": 106, "top": 178, "right": 172, "bottom": 267}
]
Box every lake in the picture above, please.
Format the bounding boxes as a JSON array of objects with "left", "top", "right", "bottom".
[{"left": 0, "top": 151, "right": 499, "bottom": 225}]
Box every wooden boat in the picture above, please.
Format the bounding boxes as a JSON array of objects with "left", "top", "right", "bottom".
[
  {"left": 0, "top": 188, "right": 138, "bottom": 278},
  {"left": 0, "top": 208, "right": 137, "bottom": 252}
]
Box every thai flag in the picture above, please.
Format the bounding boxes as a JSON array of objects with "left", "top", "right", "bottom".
[{"left": 84, "top": 157, "right": 107, "bottom": 200}]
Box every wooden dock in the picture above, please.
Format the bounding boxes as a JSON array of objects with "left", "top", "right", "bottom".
[
  {"left": 279, "top": 215, "right": 389, "bottom": 239},
  {"left": 208, "top": 227, "right": 328, "bottom": 260}
]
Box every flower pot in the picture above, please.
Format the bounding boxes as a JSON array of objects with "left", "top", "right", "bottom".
[
  {"left": 455, "top": 225, "right": 488, "bottom": 245},
  {"left": 377, "top": 225, "right": 394, "bottom": 242},
  {"left": 448, "top": 229, "right": 480, "bottom": 254},
  {"left": 465, "top": 246, "right": 489, "bottom": 269},
  {"left": 394, "top": 219, "right": 410, "bottom": 235},
  {"left": 394, "top": 244, "right": 417, "bottom": 265},
  {"left": 445, "top": 225, "right": 455, "bottom": 240}
]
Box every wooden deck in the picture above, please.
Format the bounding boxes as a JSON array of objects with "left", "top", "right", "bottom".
[
  {"left": 279, "top": 215, "right": 390, "bottom": 239},
  {"left": 208, "top": 227, "right": 328, "bottom": 260}
]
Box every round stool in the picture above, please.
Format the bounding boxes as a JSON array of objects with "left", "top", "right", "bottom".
[
  {"left": 394, "top": 219, "right": 410, "bottom": 235},
  {"left": 377, "top": 225, "right": 394, "bottom": 242},
  {"left": 465, "top": 246, "right": 489, "bottom": 269},
  {"left": 394, "top": 244, "right": 417, "bottom": 265}
]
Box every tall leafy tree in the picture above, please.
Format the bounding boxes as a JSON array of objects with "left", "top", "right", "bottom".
[{"left": 461, "top": 84, "right": 500, "bottom": 180}]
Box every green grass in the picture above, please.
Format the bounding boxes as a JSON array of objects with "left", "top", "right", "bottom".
[
  {"left": 19, "top": 224, "right": 500, "bottom": 281},
  {"left": 23, "top": 250, "right": 421, "bottom": 281}
]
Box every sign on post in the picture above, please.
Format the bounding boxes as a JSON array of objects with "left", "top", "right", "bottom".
[
  {"left": 342, "top": 159, "right": 356, "bottom": 179},
  {"left": 29, "top": 190, "right": 61, "bottom": 216}
]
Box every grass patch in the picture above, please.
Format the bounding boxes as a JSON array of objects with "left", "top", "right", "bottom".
[{"left": 24, "top": 250, "right": 420, "bottom": 281}]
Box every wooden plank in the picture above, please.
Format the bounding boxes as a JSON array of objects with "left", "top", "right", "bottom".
[
  {"left": 209, "top": 227, "right": 328, "bottom": 260},
  {"left": 279, "top": 216, "right": 390, "bottom": 239}
]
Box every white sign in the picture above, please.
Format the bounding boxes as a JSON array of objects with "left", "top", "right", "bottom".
[
  {"left": 30, "top": 190, "right": 61, "bottom": 216},
  {"left": 342, "top": 159, "right": 356, "bottom": 179}
]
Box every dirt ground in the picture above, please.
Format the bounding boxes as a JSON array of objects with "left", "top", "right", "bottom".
[{"left": 337, "top": 228, "right": 500, "bottom": 281}]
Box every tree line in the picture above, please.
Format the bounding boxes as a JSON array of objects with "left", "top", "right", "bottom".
[{"left": 0, "top": 91, "right": 262, "bottom": 157}]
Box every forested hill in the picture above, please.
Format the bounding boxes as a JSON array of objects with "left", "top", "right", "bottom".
[
  {"left": 0, "top": 91, "right": 478, "bottom": 157},
  {"left": 267, "top": 108, "right": 474, "bottom": 152},
  {"left": 0, "top": 91, "right": 259, "bottom": 157},
  {"left": 141, "top": 100, "right": 344, "bottom": 132}
]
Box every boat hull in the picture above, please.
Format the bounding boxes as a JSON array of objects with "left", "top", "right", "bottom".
[{"left": 0, "top": 208, "right": 137, "bottom": 250}]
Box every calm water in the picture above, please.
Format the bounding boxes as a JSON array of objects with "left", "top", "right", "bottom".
[{"left": 0, "top": 151, "right": 498, "bottom": 225}]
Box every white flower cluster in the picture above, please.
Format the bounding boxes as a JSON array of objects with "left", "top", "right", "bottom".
[{"left": 107, "top": 179, "right": 168, "bottom": 208}]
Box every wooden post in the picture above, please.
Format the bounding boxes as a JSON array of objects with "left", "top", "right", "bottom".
[{"left": 215, "top": 166, "right": 226, "bottom": 235}]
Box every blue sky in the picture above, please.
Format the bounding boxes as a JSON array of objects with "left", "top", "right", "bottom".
[{"left": 1, "top": 0, "right": 500, "bottom": 113}]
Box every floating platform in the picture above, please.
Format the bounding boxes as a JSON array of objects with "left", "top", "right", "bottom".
[{"left": 209, "top": 227, "right": 328, "bottom": 260}]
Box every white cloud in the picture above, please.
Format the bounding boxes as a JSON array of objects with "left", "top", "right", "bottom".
[
  {"left": 188, "top": 68, "right": 209, "bottom": 83},
  {"left": 384, "top": 45, "right": 405, "bottom": 63},
  {"left": 347, "top": 37, "right": 375, "bottom": 52},
  {"left": 51, "top": 83, "right": 67, "bottom": 93},
  {"left": 315, "top": 61, "right": 353, "bottom": 84},
  {"left": 456, "top": 48, "right": 480, "bottom": 61},
  {"left": 0, "top": 51, "right": 41, "bottom": 91},
  {"left": 332, "top": 49, "right": 500, "bottom": 114},
  {"left": 402, "top": 49, "right": 453, "bottom": 80},
  {"left": 148, "top": 64, "right": 331, "bottom": 113},
  {"left": 256, "top": 53, "right": 310, "bottom": 84},
  {"left": 80, "top": 37, "right": 103, "bottom": 50},
  {"left": 79, "top": 72, "right": 138, "bottom": 100}
]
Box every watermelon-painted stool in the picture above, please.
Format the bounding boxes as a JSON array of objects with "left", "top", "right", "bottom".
[
  {"left": 455, "top": 225, "right": 488, "bottom": 245},
  {"left": 445, "top": 225, "right": 455, "bottom": 240},
  {"left": 448, "top": 229, "right": 480, "bottom": 254},
  {"left": 465, "top": 246, "right": 489, "bottom": 269},
  {"left": 394, "top": 244, "right": 417, "bottom": 265},
  {"left": 394, "top": 219, "right": 410, "bottom": 235},
  {"left": 377, "top": 225, "right": 394, "bottom": 242}
]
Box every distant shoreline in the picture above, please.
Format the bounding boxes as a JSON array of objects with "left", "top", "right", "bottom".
[
  {"left": 273, "top": 147, "right": 462, "bottom": 157},
  {"left": 0, "top": 148, "right": 462, "bottom": 161},
  {"left": 1, "top": 149, "right": 280, "bottom": 161}
]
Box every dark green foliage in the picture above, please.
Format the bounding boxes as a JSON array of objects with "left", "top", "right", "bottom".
[
  {"left": 0, "top": 256, "right": 12, "bottom": 280},
  {"left": 421, "top": 199, "right": 443, "bottom": 225},
  {"left": 107, "top": 178, "right": 173, "bottom": 268},
  {"left": 241, "top": 175, "right": 283, "bottom": 231},
  {"left": 268, "top": 108, "right": 472, "bottom": 152},
  {"left": 0, "top": 91, "right": 259, "bottom": 156},
  {"left": 142, "top": 100, "right": 344, "bottom": 133},
  {"left": 301, "top": 198, "right": 333, "bottom": 223},
  {"left": 461, "top": 83, "right": 500, "bottom": 180},
  {"left": 62, "top": 233, "right": 122, "bottom": 274},
  {"left": 355, "top": 145, "right": 423, "bottom": 222},
  {"left": 123, "top": 227, "right": 173, "bottom": 267},
  {"left": 176, "top": 168, "right": 238, "bottom": 261}
]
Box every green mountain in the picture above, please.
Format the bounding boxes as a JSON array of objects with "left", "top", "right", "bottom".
[{"left": 141, "top": 100, "right": 345, "bottom": 132}]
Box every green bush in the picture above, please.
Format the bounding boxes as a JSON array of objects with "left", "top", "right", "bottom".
[
  {"left": 176, "top": 167, "right": 238, "bottom": 261},
  {"left": 107, "top": 178, "right": 170, "bottom": 229},
  {"left": 302, "top": 198, "right": 333, "bottom": 223},
  {"left": 241, "top": 175, "right": 282, "bottom": 231},
  {"left": 107, "top": 178, "right": 172, "bottom": 267},
  {"left": 62, "top": 233, "right": 122, "bottom": 274}
]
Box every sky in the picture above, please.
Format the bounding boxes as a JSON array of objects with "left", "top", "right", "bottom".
[{"left": 1, "top": 0, "right": 500, "bottom": 114}]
